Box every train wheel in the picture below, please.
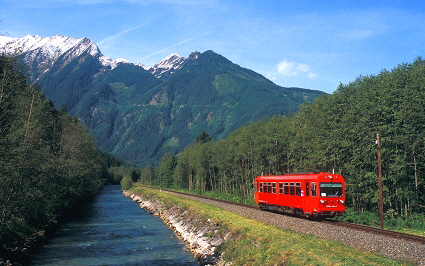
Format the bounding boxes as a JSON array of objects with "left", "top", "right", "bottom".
[
  {"left": 307, "top": 213, "right": 321, "bottom": 221},
  {"left": 295, "top": 209, "right": 304, "bottom": 217}
]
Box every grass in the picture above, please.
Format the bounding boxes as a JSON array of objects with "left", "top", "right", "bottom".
[
  {"left": 335, "top": 208, "right": 425, "bottom": 237},
  {"left": 140, "top": 184, "right": 425, "bottom": 236},
  {"left": 143, "top": 184, "right": 257, "bottom": 205},
  {"left": 130, "top": 185, "right": 413, "bottom": 265},
  {"left": 396, "top": 228, "right": 425, "bottom": 237}
]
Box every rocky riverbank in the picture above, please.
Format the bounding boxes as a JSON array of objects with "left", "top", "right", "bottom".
[{"left": 122, "top": 190, "right": 229, "bottom": 265}]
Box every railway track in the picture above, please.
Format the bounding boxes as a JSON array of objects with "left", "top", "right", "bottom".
[
  {"left": 322, "top": 220, "right": 425, "bottom": 244},
  {"left": 150, "top": 187, "right": 425, "bottom": 245}
]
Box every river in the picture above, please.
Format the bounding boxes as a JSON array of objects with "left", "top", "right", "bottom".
[{"left": 31, "top": 185, "right": 198, "bottom": 265}]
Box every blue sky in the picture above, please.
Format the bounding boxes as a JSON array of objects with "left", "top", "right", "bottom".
[{"left": 1, "top": 0, "right": 425, "bottom": 93}]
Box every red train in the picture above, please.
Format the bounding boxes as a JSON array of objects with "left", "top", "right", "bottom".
[{"left": 254, "top": 172, "right": 346, "bottom": 218}]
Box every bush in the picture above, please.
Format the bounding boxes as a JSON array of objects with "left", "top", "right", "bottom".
[
  {"left": 120, "top": 177, "right": 133, "bottom": 190},
  {"left": 336, "top": 208, "right": 379, "bottom": 227},
  {"left": 385, "top": 213, "right": 425, "bottom": 231}
]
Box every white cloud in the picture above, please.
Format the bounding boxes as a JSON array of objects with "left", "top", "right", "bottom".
[
  {"left": 308, "top": 72, "right": 318, "bottom": 79},
  {"left": 276, "top": 59, "right": 317, "bottom": 80},
  {"left": 296, "top": 63, "right": 309, "bottom": 73},
  {"left": 277, "top": 60, "right": 297, "bottom": 76}
]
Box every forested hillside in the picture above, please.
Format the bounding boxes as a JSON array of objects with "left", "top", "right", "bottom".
[
  {"left": 146, "top": 57, "right": 425, "bottom": 219},
  {"left": 0, "top": 55, "right": 110, "bottom": 262},
  {"left": 1, "top": 34, "right": 323, "bottom": 167},
  {"left": 39, "top": 50, "right": 322, "bottom": 167}
]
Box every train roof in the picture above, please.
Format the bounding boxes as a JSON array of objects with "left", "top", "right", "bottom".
[{"left": 255, "top": 172, "right": 344, "bottom": 181}]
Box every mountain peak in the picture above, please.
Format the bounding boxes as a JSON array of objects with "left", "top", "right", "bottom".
[
  {"left": 188, "top": 51, "right": 201, "bottom": 60},
  {"left": 145, "top": 53, "right": 186, "bottom": 78},
  {"left": 153, "top": 53, "right": 184, "bottom": 68},
  {"left": 199, "top": 50, "right": 232, "bottom": 64},
  {"left": 0, "top": 34, "right": 323, "bottom": 167},
  {"left": 2, "top": 35, "right": 87, "bottom": 54},
  {"left": 0, "top": 34, "right": 131, "bottom": 70}
]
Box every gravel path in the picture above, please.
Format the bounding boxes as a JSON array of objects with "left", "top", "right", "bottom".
[{"left": 166, "top": 192, "right": 425, "bottom": 265}]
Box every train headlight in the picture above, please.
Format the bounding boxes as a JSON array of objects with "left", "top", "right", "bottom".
[
  {"left": 320, "top": 200, "right": 327, "bottom": 204},
  {"left": 339, "top": 200, "right": 345, "bottom": 204}
]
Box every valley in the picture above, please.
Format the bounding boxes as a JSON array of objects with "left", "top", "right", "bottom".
[{"left": 0, "top": 35, "right": 323, "bottom": 167}]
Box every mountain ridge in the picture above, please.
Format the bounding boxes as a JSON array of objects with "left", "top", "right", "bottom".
[
  {"left": 0, "top": 35, "right": 195, "bottom": 80},
  {"left": 0, "top": 34, "right": 124, "bottom": 68},
  {"left": 0, "top": 34, "right": 324, "bottom": 167}
]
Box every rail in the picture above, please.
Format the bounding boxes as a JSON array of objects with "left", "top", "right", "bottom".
[{"left": 142, "top": 186, "right": 425, "bottom": 244}]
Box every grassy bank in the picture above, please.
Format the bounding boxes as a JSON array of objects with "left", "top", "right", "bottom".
[
  {"left": 139, "top": 185, "right": 425, "bottom": 236},
  {"left": 130, "top": 186, "right": 411, "bottom": 265}
]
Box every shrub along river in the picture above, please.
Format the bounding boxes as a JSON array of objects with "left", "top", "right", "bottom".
[{"left": 31, "top": 185, "right": 198, "bottom": 265}]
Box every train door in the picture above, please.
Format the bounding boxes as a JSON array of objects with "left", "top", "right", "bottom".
[
  {"left": 254, "top": 180, "right": 260, "bottom": 204},
  {"left": 304, "top": 181, "right": 311, "bottom": 214}
]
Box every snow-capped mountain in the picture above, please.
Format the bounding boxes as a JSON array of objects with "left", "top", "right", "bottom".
[
  {"left": 142, "top": 53, "right": 186, "bottom": 78},
  {"left": 145, "top": 52, "right": 202, "bottom": 79},
  {"left": 0, "top": 34, "right": 322, "bottom": 168},
  {"left": 0, "top": 34, "right": 125, "bottom": 70},
  {"left": 0, "top": 34, "right": 195, "bottom": 80}
]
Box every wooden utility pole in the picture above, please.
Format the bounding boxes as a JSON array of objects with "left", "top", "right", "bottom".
[
  {"left": 241, "top": 159, "right": 245, "bottom": 204},
  {"left": 376, "top": 133, "right": 384, "bottom": 229}
]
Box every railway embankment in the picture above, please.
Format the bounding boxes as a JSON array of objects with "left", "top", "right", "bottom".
[
  {"left": 124, "top": 187, "right": 423, "bottom": 265},
  {"left": 122, "top": 190, "right": 227, "bottom": 265}
]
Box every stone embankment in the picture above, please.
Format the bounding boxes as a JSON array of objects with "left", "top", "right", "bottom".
[{"left": 122, "top": 190, "right": 228, "bottom": 265}]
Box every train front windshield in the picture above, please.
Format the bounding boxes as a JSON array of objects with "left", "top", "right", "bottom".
[{"left": 320, "top": 182, "right": 343, "bottom": 197}]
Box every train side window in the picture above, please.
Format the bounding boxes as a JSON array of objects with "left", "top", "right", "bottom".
[
  {"left": 296, "top": 182, "right": 301, "bottom": 196},
  {"left": 290, "top": 182, "right": 295, "bottom": 195},
  {"left": 311, "top": 182, "right": 317, "bottom": 196},
  {"left": 268, "top": 182, "right": 272, "bottom": 193},
  {"left": 284, "top": 182, "right": 289, "bottom": 194},
  {"left": 306, "top": 182, "right": 310, "bottom": 196},
  {"left": 279, "top": 182, "right": 283, "bottom": 194},
  {"left": 259, "top": 182, "right": 263, "bottom": 192},
  {"left": 272, "top": 182, "right": 276, "bottom": 194}
]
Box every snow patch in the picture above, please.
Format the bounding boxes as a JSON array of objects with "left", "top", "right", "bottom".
[
  {"left": 0, "top": 34, "right": 200, "bottom": 74},
  {"left": 144, "top": 53, "right": 186, "bottom": 78},
  {"left": 0, "top": 34, "right": 131, "bottom": 70}
]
